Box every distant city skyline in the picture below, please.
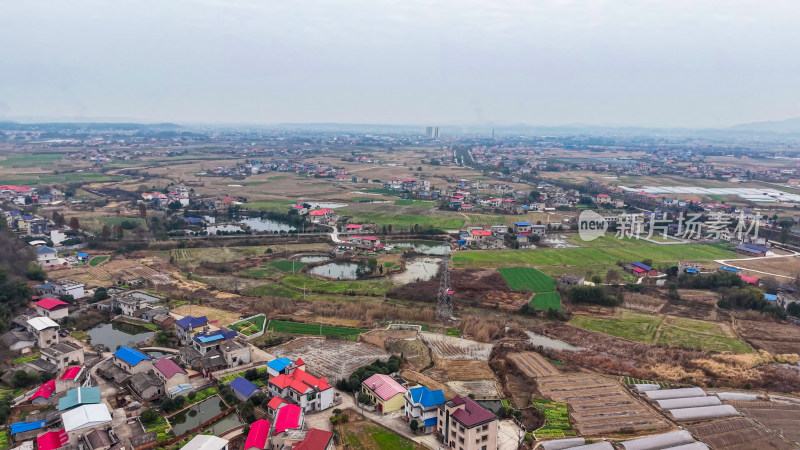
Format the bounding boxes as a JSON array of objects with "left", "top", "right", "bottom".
[{"left": 1, "top": 0, "right": 799, "bottom": 128}]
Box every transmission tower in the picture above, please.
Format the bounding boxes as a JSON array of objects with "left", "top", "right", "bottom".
[{"left": 436, "top": 258, "right": 453, "bottom": 322}]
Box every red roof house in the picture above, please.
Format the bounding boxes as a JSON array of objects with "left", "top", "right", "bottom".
[
  {"left": 37, "top": 429, "right": 68, "bottom": 450},
  {"left": 30, "top": 379, "right": 56, "bottom": 402},
  {"left": 244, "top": 419, "right": 271, "bottom": 450},
  {"left": 293, "top": 428, "right": 334, "bottom": 450}
]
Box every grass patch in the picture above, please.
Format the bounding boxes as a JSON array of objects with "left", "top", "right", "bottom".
[
  {"left": 241, "top": 267, "right": 278, "bottom": 278},
  {"left": 143, "top": 415, "right": 170, "bottom": 442},
  {"left": 245, "top": 283, "right": 303, "bottom": 299},
  {"left": 218, "top": 368, "right": 267, "bottom": 384},
  {"left": 281, "top": 274, "right": 391, "bottom": 296},
  {"left": 344, "top": 423, "right": 420, "bottom": 450},
  {"left": 657, "top": 327, "right": 754, "bottom": 353},
  {"left": 70, "top": 330, "right": 89, "bottom": 341},
  {"left": 571, "top": 310, "right": 662, "bottom": 343},
  {"left": 268, "top": 320, "right": 368, "bottom": 339},
  {"left": 264, "top": 260, "right": 307, "bottom": 272},
  {"left": 337, "top": 210, "right": 464, "bottom": 229},
  {"left": 394, "top": 199, "right": 437, "bottom": 206},
  {"left": 532, "top": 399, "right": 574, "bottom": 439},
  {"left": 88, "top": 255, "right": 108, "bottom": 266},
  {"left": 0, "top": 430, "right": 9, "bottom": 449},
  {"left": 245, "top": 199, "right": 294, "bottom": 212},
  {"left": 498, "top": 267, "right": 555, "bottom": 293},
  {"left": 229, "top": 315, "right": 266, "bottom": 336},
  {"left": 530, "top": 292, "right": 563, "bottom": 311},
  {"left": 12, "top": 352, "right": 40, "bottom": 364},
  {"left": 116, "top": 318, "right": 159, "bottom": 330},
  {"left": 445, "top": 328, "right": 461, "bottom": 337},
  {"left": 453, "top": 234, "right": 739, "bottom": 270}
]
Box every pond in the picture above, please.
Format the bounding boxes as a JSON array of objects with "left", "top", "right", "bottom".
[
  {"left": 388, "top": 240, "right": 450, "bottom": 255},
  {"left": 391, "top": 257, "right": 442, "bottom": 284},
  {"left": 476, "top": 400, "right": 505, "bottom": 415},
  {"left": 298, "top": 255, "right": 330, "bottom": 263},
  {"left": 308, "top": 262, "right": 364, "bottom": 280},
  {"left": 169, "top": 396, "right": 240, "bottom": 436},
  {"left": 87, "top": 321, "right": 154, "bottom": 350},
  {"left": 236, "top": 216, "right": 296, "bottom": 233},
  {"left": 525, "top": 331, "right": 583, "bottom": 352},
  {"left": 206, "top": 224, "right": 244, "bottom": 234}
]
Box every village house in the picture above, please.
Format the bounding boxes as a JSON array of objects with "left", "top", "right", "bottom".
[
  {"left": 308, "top": 208, "right": 333, "bottom": 223},
  {"left": 112, "top": 347, "right": 153, "bottom": 375},
  {"left": 1, "top": 328, "right": 35, "bottom": 351},
  {"left": 231, "top": 377, "right": 262, "bottom": 402},
  {"left": 361, "top": 374, "right": 407, "bottom": 413},
  {"left": 404, "top": 386, "right": 446, "bottom": 434},
  {"left": 269, "top": 404, "right": 306, "bottom": 447},
  {"left": 266, "top": 358, "right": 335, "bottom": 413},
  {"left": 58, "top": 386, "right": 101, "bottom": 412},
  {"left": 629, "top": 261, "right": 658, "bottom": 277},
  {"left": 678, "top": 262, "right": 702, "bottom": 274},
  {"left": 513, "top": 222, "right": 533, "bottom": 234},
  {"left": 175, "top": 315, "right": 208, "bottom": 344},
  {"left": 37, "top": 246, "right": 60, "bottom": 267},
  {"left": 734, "top": 243, "right": 773, "bottom": 257},
  {"left": 181, "top": 435, "right": 229, "bottom": 450},
  {"left": 56, "top": 366, "right": 86, "bottom": 394},
  {"left": 40, "top": 342, "right": 84, "bottom": 373},
  {"left": 558, "top": 274, "right": 585, "bottom": 290},
  {"left": 270, "top": 428, "right": 333, "bottom": 450},
  {"left": 27, "top": 316, "right": 60, "bottom": 348},
  {"left": 220, "top": 339, "right": 252, "bottom": 367},
  {"left": 50, "top": 280, "right": 85, "bottom": 300},
  {"left": 437, "top": 395, "right": 499, "bottom": 450},
  {"left": 346, "top": 235, "right": 381, "bottom": 251},
  {"left": 153, "top": 358, "right": 190, "bottom": 396},
  {"left": 130, "top": 371, "right": 164, "bottom": 401},
  {"left": 35, "top": 298, "right": 70, "bottom": 321}
]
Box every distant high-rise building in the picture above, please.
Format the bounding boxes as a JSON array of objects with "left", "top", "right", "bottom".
[{"left": 425, "top": 126, "right": 440, "bottom": 139}]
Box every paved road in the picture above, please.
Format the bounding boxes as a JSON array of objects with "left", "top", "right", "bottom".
[{"left": 715, "top": 250, "right": 800, "bottom": 279}]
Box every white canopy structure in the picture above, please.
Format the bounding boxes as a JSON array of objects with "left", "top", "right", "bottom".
[
  {"left": 643, "top": 387, "right": 706, "bottom": 401},
  {"left": 668, "top": 405, "right": 739, "bottom": 421},
  {"left": 655, "top": 396, "right": 721, "bottom": 410},
  {"left": 620, "top": 430, "right": 695, "bottom": 450},
  {"left": 62, "top": 404, "right": 112, "bottom": 432}
]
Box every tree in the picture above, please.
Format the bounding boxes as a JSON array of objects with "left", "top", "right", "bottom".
[
  {"left": 68, "top": 217, "right": 80, "bottom": 230},
  {"left": 114, "top": 224, "right": 124, "bottom": 239},
  {"left": 25, "top": 262, "right": 47, "bottom": 281},
  {"left": 138, "top": 203, "right": 147, "bottom": 218},
  {"left": 92, "top": 287, "right": 109, "bottom": 302},
  {"left": 101, "top": 225, "right": 110, "bottom": 238},
  {"left": 357, "top": 392, "right": 373, "bottom": 405},
  {"left": 410, "top": 419, "right": 419, "bottom": 433},
  {"left": 140, "top": 408, "right": 159, "bottom": 425}
]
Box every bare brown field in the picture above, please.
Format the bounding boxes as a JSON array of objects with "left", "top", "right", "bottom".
[
  {"left": 444, "top": 380, "right": 501, "bottom": 399},
  {"left": 536, "top": 373, "right": 671, "bottom": 436},
  {"left": 725, "top": 256, "right": 800, "bottom": 279},
  {"left": 359, "top": 329, "right": 418, "bottom": 348},
  {"left": 508, "top": 352, "right": 560, "bottom": 378},
  {"left": 736, "top": 319, "right": 800, "bottom": 354},
  {"left": 172, "top": 305, "right": 244, "bottom": 328},
  {"left": 434, "top": 359, "right": 497, "bottom": 381},
  {"left": 686, "top": 417, "right": 796, "bottom": 450},
  {"left": 419, "top": 332, "right": 493, "bottom": 360},
  {"left": 729, "top": 402, "right": 800, "bottom": 444},
  {"left": 386, "top": 339, "right": 431, "bottom": 371},
  {"left": 269, "top": 337, "right": 390, "bottom": 381}
]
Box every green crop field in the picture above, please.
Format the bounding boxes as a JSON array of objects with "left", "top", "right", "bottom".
[
  {"left": 571, "top": 310, "right": 662, "bottom": 343},
  {"left": 530, "top": 292, "right": 563, "bottom": 311},
  {"left": 572, "top": 310, "right": 753, "bottom": 353},
  {"left": 229, "top": 314, "right": 266, "bottom": 336},
  {"left": 88, "top": 256, "right": 108, "bottom": 266},
  {"left": 246, "top": 199, "right": 295, "bottom": 212},
  {"left": 532, "top": 399, "right": 575, "bottom": 439},
  {"left": 464, "top": 214, "right": 506, "bottom": 226},
  {"left": 337, "top": 210, "right": 464, "bottom": 229},
  {"left": 281, "top": 274, "right": 392, "bottom": 296},
  {"left": 453, "top": 235, "right": 739, "bottom": 270},
  {"left": 499, "top": 267, "right": 555, "bottom": 292},
  {"left": 394, "top": 199, "right": 437, "bottom": 206},
  {"left": 0, "top": 153, "right": 63, "bottom": 167},
  {"left": 245, "top": 283, "right": 303, "bottom": 299},
  {"left": 265, "top": 260, "right": 307, "bottom": 272},
  {"left": 268, "top": 320, "right": 368, "bottom": 338},
  {"left": 241, "top": 267, "right": 278, "bottom": 278}
]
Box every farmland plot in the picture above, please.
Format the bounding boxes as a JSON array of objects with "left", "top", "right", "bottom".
[
  {"left": 445, "top": 380, "right": 501, "bottom": 399},
  {"left": 508, "top": 352, "right": 560, "bottom": 378},
  {"left": 269, "top": 337, "right": 390, "bottom": 381},
  {"left": 498, "top": 267, "right": 555, "bottom": 292},
  {"left": 420, "top": 332, "right": 493, "bottom": 360},
  {"left": 686, "top": 418, "right": 795, "bottom": 450}
]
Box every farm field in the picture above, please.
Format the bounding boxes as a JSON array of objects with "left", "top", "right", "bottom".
[
  {"left": 622, "top": 377, "right": 680, "bottom": 388},
  {"left": 281, "top": 273, "right": 392, "bottom": 296},
  {"left": 532, "top": 399, "right": 575, "bottom": 439},
  {"left": 336, "top": 210, "right": 465, "bottom": 229},
  {"left": 570, "top": 310, "right": 753, "bottom": 353},
  {"left": 721, "top": 255, "right": 800, "bottom": 279},
  {"left": 240, "top": 267, "right": 278, "bottom": 278},
  {"left": 267, "top": 319, "right": 368, "bottom": 339},
  {"left": 264, "top": 260, "right": 306, "bottom": 272},
  {"left": 269, "top": 337, "right": 390, "bottom": 380},
  {"left": 685, "top": 417, "right": 795, "bottom": 450},
  {"left": 452, "top": 234, "right": 740, "bottom": 270},
  {"left": 228, "top": 314, "right": 266, "bottom": 336},
  {"left": 88, "top": 256, "right": 108, "bottom": 266},
  {"left": 172, "top": 305, "right": 243, "bottom": 328},
  {"left": 444, "top": 380, "right": 501, "bottom": 399},
  {"left": 419, "top": 332, "right": 493, "bottom": 360},
  {"left": 729, "top": 401, "right": 800, "bottom": 444},
  {"left": 245, "top": 283, "right": 303, "bottom": 299},
  {"left": 498, "top": 267, "right": 555, "bottom": 292},
  {"left": 529, "top": 292, "right": 563, "bottom": 311},
  {"left": 341, "top": 418, "right": 424, "bottom": 450},
  {"left": 537, "top": 373, "right": 670, "bottom": 435},
  {"left": 508, "top": 352, "right": 561, "bottom": 378},
  {"left": 171, "top": 244, "right": 329, "bottom": 268},
  {"left": 394, "top": 199, "right": 436, "bottom": 206},
  {"left": 432, "top": 359, "right": 497, "bottom": 381},
  {"left": 735, "top": 319, "right": 800, "bottom": 354}
]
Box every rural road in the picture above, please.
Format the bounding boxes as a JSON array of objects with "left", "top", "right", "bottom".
[{"left": 715, "top": 250, "right": 800, "bottom": 279}]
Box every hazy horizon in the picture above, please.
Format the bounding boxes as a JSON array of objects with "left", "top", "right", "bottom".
[{"left": 2, "top": 0, "right": 799, "bottom": 128}]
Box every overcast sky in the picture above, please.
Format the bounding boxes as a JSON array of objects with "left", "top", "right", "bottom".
[{"left": 1, "top": 0, "right": 799, "bottom": 127}]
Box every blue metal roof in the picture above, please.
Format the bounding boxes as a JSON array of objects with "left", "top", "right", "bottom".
[
  {"left": 230, "top": 377, "right": 259, "bottom": 397},
  {"left": 36, "top": 246, "right": 56, "bottom": 254},
  {"left": 424, "top": 417, "right": 438, "bottom": 427},
  {"left": 176, "top": 315, "right": 207, "bottom": 330},
  {"left": 765, "top": 294, "right": 778, "bottom": 301},
  {"left": 10, "top": 420, "right": 46, "bottom": 434},
  {"left": 267, "top": 358, "right": 293, "bottom": 372},
  {"left": 408, "top": 386, "right": 445, "bottom": 408},
  {"left": 632, "top": 261, "right": 654, "bottom": 271},
  {"left": 685, "top": 269, "right": 698, "bottom": 274},
  {"left": 195, "top": 334, "right": 223, "bottom": 343},
  {"left": 720, "top": 266, "right": 740, "bottom": 272},
  {"left": 113, "top": 347, "right": 151, "bottom": 366},
  {"left": 515, "top": 222, "right": 533, "bottom": 226}
]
